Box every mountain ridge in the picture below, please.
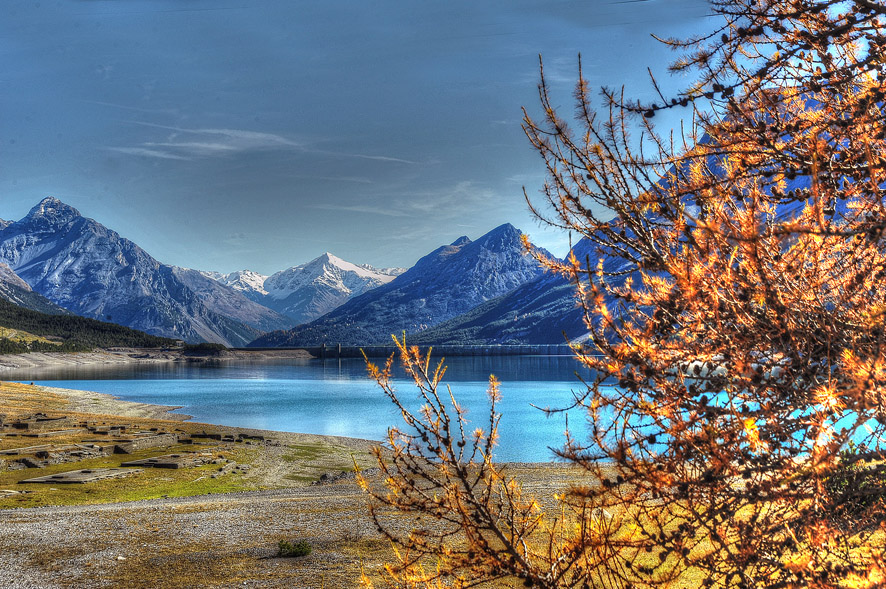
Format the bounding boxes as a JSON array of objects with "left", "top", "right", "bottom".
[
  {"left": 250, "top": 223, "right": 552, "bottom": 347},
  {"left": 200, "top": 254, "right": 405, "bottom": 325},
  {"left": 0, "top": 197, "right": 293, "bottom": 346}
]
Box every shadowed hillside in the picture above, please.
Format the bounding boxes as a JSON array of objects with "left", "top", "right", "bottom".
[{"left": 0, "top": 298, "right": 176, "bottom": 353}]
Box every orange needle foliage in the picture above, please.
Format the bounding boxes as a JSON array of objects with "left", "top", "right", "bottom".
[
  {"left": 361, "top": 338, "right": 629, "bottom": 588},
  {"left": 363, "top": 1, "right": 886, "bottom": 587}
]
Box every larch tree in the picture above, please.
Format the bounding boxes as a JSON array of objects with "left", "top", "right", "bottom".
[{"left": 360, "top": 1, "right": 886, "bottom": 588}]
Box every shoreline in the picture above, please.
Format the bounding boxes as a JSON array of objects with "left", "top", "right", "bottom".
[
  {"left": 0, "top": 348, "right": 314, "bottom": 424},
  {"left": 0, "top": 379, "right": 383, "bottom": 479},
  {"left": 6, "top": 379, "right": 381, "bottom": 447},
  {"left": 0, "top": 347, "right": 315, "bottom": 374},
  {"left": 33, "top": 382, "right": 382, "bottom": 452},
  {"left": 35, "top": 383, "right": 195, "bottom": 422},
  {"left": 1, "top": 367, "right": 382, "bottom": 452},
  {"left": 0, "top": 348, "right": 393, "bottom": 454},
  {"left": 34, "top": 382, "right": 383, "bottom": 450}
]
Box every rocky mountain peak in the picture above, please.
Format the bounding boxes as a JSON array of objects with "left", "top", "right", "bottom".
[
  {"left": 1, "top": 197, "right": 293, "bottom": 345},
  {"left": 258, "top": 252, "right": 402, "bottom": 323},
  {"left": 23, "top": 197, "right": 82, "bottom": 227},
  {"left": 491, "top": 222, "right": 518, "bottom": 234},
  {"left": 472, "top": 222, "right": 522, "bottom": 249},
  {"left": 450, "top": 235, "right": 471, "bottom": 247}
]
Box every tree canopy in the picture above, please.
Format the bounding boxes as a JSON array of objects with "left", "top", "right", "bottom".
[{"left": 361, "top": 2, "right": 886, "bottom": 587}]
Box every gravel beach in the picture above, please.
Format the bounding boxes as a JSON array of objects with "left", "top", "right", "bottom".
[{"left": 0, "top": 484, "right": 382, "bottom": 588}]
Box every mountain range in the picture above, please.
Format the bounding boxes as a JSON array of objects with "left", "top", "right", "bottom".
[
  {"left": 206, "top": 254, "right": 403, "bottom": 324},
  {"left": 0, "top": 198, "right": 293, "bottom": 346},
  {"left": 0, "top": 197, "right": 596, "bottom": 348},
  {"left": 250, "top": 224, "right": 554, "bottom": 347}
]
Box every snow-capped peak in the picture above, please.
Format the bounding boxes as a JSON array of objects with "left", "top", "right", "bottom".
[
  {"left": 223, "top": 269, "right": 269, "bottom": 295},
  {"left": 194, "top": 252, "right": 403, "bottom": 324},
  {"left": 312, "top": 252, "right": 402, "bottom": 281},
  {"left": 200, "top": 269, "right": 269, "bottom": 297},
  {"left": 256, "top": 252, "right": 404, "bottom": 324},
  {"left": 265, "top": 252, "right": 402, "bottom": 300}
]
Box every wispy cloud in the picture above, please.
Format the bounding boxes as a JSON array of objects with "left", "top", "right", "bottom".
[
  {"left": 188, "top": 127, "right": 301, "bottom": 147},
  {"left": 348, "top": 153, "right": 419, "bottom": 165},
  {"left": 302, "top": 146, "right": 420, "bottom": 165},
  {"left": 108, "top": 122, "right": 302, "bottom": 160},
  {"left": 82, "top": 100, "right": 179, "bottom": 115},
  {"left": 106, "top": 147, "right": 192, "bottom": 160},
  {"left": 309, "top": 203, "right": 412, "bottom": 218},
  {"left": 110, "top": 121, "right": 418, "bottom": 165},
  {"left": 289, "top": 175, "right": 374, "bottom": 185},
  {"left": 144, "top": 141, "right": 239, "bottom": 154},
  {"left": 404, "top": 180, "right": 506, "bottom": 215},
  {"left": 301, "top": 181, "right": 496, "bottom": 225}
]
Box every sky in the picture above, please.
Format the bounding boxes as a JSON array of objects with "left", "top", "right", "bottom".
[{"left": 1, "top": 0, "right": 712, "bottom": 274}]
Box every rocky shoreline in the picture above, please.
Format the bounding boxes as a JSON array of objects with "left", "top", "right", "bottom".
[{"left": 37, "top": 384, "right": 194, "bottom": 421}]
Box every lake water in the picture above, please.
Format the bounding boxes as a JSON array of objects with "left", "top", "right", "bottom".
[{"left": 1, "top": 356, "right": 595, "bottom": 462}]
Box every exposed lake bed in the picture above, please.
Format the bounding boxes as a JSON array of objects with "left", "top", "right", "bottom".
[{"left": 0, "top": 378, "right": 382, "bottom": 588}]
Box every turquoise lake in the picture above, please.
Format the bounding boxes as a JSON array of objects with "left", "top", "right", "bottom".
[{"left": 0, "top": 356, "right": 596, "bottom": 462}]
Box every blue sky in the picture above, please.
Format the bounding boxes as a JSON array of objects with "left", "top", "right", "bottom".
[{"left": 1, "top": 0, "right": 711, "bottom": 274}]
